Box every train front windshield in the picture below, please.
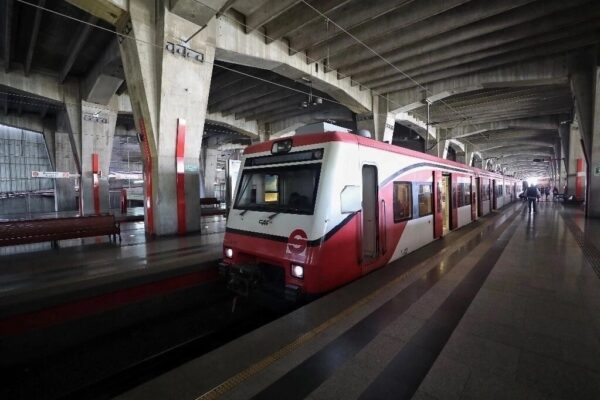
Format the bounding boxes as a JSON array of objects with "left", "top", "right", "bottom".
[{"left": 234, "top": 164, "right": 321, "bottom": 215}]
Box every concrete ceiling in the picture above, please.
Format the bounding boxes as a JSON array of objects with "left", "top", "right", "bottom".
[
  {"left": 3, "top": 0, "right": 600, "bottom": 178},
  {"left": 209, "top": 62, "right": 353, "bottom": 129},
  {"left": 223, "top": 0, "right": 600, "bottom": 178},
  {"left": 1, "top": 0, "right": 116, "bottom": 80}
]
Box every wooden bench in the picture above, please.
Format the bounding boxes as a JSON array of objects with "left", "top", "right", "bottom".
[
  {"left": 200, "top": 197, "right": 226, "bottom": 216},
  {"left": 0, "top": 215, "right": 121, "bottom": 248},
  {"left": 200, "top": 197, "right": 221, "bottom": 208}
]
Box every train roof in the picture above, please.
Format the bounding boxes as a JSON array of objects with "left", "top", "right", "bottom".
[{"left": 244, "top": 131, "right": 519, "bottom": 182}]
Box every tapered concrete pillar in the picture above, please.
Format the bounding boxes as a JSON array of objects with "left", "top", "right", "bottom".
[
  {"left": 357, "top": 94, "right": 394, "bottom": 142},
  {"left": 79, "top": 98, "right": 117, "bottom": 214},
  {"left": 42, "top": 120, "right": 56, "bottom": 170},
  {"left": 427, "top": 139, "right": 444, "bottom": 158},
  {"left": 63, "top": 96, "right": 117, "bottom": 214},
  {"left": 559, "top": 122, "right": 570, "bottom": 191},
  {"left": 588, "top": 66, "right": 600, "bottom": 217},
  {"left": 566, "top": 125, "right": 585, "bottom": 198},
  {"left": 202, "top": 148, "right": 219, "bottom": 199},
  {"left": 53, "top": 126, "right": 79, "bottom": 211},
  {"left": 117, "top": 0, "right": 215, "bottom": 235}
]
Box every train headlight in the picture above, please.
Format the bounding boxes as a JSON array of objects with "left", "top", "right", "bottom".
[
  {"left": 224, "top": 247, "right": 233, "bottom": 258},
  {"left": 291, "top": 264, "right": 304, "bottom": 279},
  {"left": 272, "top": 139, "right": 292, "bottom": 154}
]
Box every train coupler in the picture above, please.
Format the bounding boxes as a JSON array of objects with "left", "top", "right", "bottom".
[
  {"left": 284, "top": 284, "right": 302, "bottom": 303},
  {"left": 223, "top": 264, "right": 262, "bottom": 297}
]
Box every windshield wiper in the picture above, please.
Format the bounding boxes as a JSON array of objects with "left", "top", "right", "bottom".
[
  {"left": 239, "top": 209, "right": 249, "bottom": 216},
  {"left": 268, "top": 212, "right": 281, "bottom": 221}
]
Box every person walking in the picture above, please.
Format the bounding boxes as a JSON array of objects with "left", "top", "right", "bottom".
[
  {"left": 526, "top": 185, "right": 541, "bottom": 213},
  {"left": 545, "top": 186, "right": 550, "bottom": 201}
]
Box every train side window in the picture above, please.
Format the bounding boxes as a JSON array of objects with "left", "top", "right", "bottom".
[
  {"left": 462, "top": 183, "right": 471, "bottom": 206},
  {"left": 457, "top": 183, "right": 471, "bottom": 207},
  {"left": 418, "top": 184, "right": 432, "bottom": 216},
  {"left": 393, "top": 182, "right": 412, "bottom": 222},
  {"left": 481, "top": 183, "right": 490, "bottom": 201}
]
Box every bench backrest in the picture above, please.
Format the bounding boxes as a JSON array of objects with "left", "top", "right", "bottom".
[
  {"left": 200, "top": 197, "right": 220, "bottom": 205},
  {"left": 0, "top": 215, "right": 119, "bottom": 241}
]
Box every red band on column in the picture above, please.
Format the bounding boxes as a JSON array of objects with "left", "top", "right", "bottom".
[
  {"left": 92, "top": 153, "right": 100, "bottom": 215},
  {"left": 139, "top": 119, "right": 154, "bottom": 236},
  {"left": 576, "top": 158, "right": 584, "bottom": 199},
  {"left": 176, "top": 118, "right": 186, "bottom": 235}
]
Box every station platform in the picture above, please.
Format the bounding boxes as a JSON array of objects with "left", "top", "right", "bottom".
[
  {"left": 118, "top": 202, "right": 600, "bottom": 400},
  {"left": 0, "top": 215, "right": 227, "bottom": 364}
]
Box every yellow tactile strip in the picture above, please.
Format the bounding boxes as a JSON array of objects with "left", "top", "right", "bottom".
[
  {"left": 197, "top": 207, "right": 519, "bottom": 400},
  {"left": 196, "top": 261, "right": 425, "bottom": 400}
]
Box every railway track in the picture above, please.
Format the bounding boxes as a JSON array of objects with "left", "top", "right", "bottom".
[{"left": 1, "top": 288, "right": 291, "bottom": 400}]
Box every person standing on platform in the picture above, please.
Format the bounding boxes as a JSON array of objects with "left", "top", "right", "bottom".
[
  {"left": 526, "top": 185, "right": 541, "bottom": 213},
  {"left": 545, "top": 186, "right": 550, "bottom": 201}
]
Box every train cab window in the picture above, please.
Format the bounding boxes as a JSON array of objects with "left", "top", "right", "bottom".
[
  {"left": 418, "top": 184, "right": 433, "bottom": 216},
  {"left": 393, "top": 182, "right": 412, "bottom": 222},
  {"left": 264, "top": 174, "right": 279, "bottom": 202},
  {"left": 235, "top": 164, "right": 321, "bottom": 214}
]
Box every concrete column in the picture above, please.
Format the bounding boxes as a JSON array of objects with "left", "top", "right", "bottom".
[
  {"left": 53, "top": 129, "right": 79, "bottom": 211},
  {"left": 559, "top": 155, "right": 567, "bottom": 192},
  {"left": 569, "top": 51, "right": 596, "bottom": 160},
  {"left": 79, "top": 98, "right": 118, "bottom": 214},
  {"left": 257, "top": 121, "right": 270, "bottom": 142},
  {"left": 117, "top": 0, "right": 215, "bottom": 235},
  {"left": 203, "top": 148, "right": 219, "bottom": 199},
  {"left": 204, "top": 149, "right": 219, "bottom": 197},
  {"left": 63, "top": 83, "right": 83, "bottom": 176},
  {"left": 559, "top": 122, "right": 570, "bottom": 191},
  {"left": 588, "top": 66, "right": 600, "bottom": 217},
  {"left": 464, "top": 144, "right": 474, "bottom": 167},
  {"left": 428, "top": 139, "right": 445, "bottom": 158},
  {"left": 455, "top": 150, "right": 466, "bottom": 165},
  {"left": 567, "top": 125, "right": 585, "bottom": 197},
  {"left": 42, "top": 120, "right": 56, "bottom": 170},
  {"left": 357, "top": 94, "right": 394, "bottom": 142}
]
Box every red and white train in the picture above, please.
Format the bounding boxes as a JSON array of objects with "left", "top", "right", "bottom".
[{"left": 219, "top": 125, "right": 520, "bottom": 301}]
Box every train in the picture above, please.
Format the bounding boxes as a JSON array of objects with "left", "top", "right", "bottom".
[{"left": 219, "top": 124, "right": 520, "bottom": 302}]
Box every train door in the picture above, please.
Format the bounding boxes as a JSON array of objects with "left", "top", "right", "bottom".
[
  {"left": 441, "top": 174, "right": 451, "bottom": 235},
  {"left": 433, "top": 171, "right": 443, "bottom": 238},
  {"left": 492, "top": 179, "right": 497, "bottom": 209},
  {"left": 471, "top": 176, "right": 477, "bottom": 221},
  {"left": 450, "top": 174, "right": 458, "bottom": 230},
  {"left": 476, "top": 178, "right": 482, "bottom": 217},
  {"left": 361, "top": 165, "right": 379, "bottom": 264}
]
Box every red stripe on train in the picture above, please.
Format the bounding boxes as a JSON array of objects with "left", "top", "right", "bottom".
[
  {"left": 244, "top": 132, "right": 474, "bottom": 173},
  {"left": 224, "top": 189, "right": 408, "bottom": 294},
  {"left": 0, "top": 268, "right": 218, "bottom": 336}
]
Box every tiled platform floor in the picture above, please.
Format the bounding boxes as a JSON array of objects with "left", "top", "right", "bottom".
[
  {"left": 412, "top": 202, "right": 600, "bottom": 399},
  {"left": 118, "top": 202, "right": 600, "bottom": 400}
]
